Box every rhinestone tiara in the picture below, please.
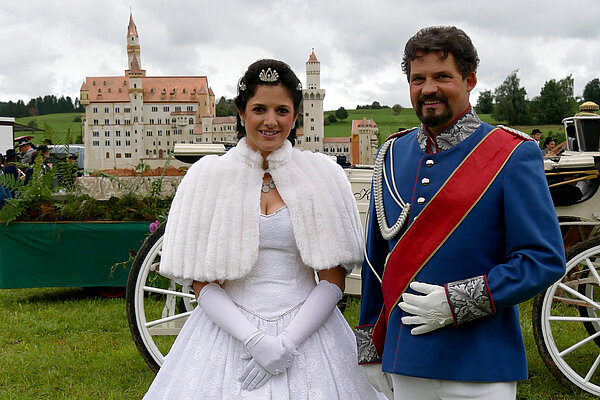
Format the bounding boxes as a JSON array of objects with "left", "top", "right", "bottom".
[{"left": 259, "top": 68, "right": 279, "bottom": 82}]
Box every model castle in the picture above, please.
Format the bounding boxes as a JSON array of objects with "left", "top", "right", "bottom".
[{"left": 80, "top": 14, "right": 376, "bottom": 171}]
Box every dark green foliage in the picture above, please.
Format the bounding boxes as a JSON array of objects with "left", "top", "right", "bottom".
[
  {"left": 327, "top": 114, "right": 338, "bottom": 124},
  {"left": 493, "top": 70, "right": 531, "bottom": 124},
  {"left": 335, "top": 107, "right": 349, "bottom": 122},
  {"left": 0, "top": 94, "right": 83, "bottom": 118},
  {"left": 532, "top": 75, "right": 577, "bottom": 124},
  {"left": 215, "top": 96, "right": 236, "bottom": 117},
  {"left": 583, "top": 78, "right": 600, "bottom": 105},
  {"left": 0, "top": 154, "right": 172, "bottom": 224},
  {"left": 475, "top": 90, "right": 494, "bottom": 114}
]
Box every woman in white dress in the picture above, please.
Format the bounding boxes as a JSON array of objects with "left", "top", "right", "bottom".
[{"left": 143, "top": 59, "right": 386, "bottom": 400}]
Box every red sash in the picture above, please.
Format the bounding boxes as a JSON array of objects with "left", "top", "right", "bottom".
[{"left": 372, "top": 128, "right": 523, "bottom": 354}]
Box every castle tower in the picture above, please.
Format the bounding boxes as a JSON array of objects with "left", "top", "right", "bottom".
[
  {"left": 126, "top": 14, "right": 146, "bottom": 164},
  {"left": 302, "top": 50, "right": 325, "bottom": 152},
  {"left": 126, "top": 13, "right": 143, "bottom": 73}
]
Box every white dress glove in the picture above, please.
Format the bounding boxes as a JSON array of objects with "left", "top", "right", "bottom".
[
  {"left": 198, "top": 284, "right": 294, "bottom": 380},
  {"left": 244, "top": 330, "right": 296, "bottom": 375},
  {"left": 362, "top": 364, "right": 394, "bottom": 399},
  {"left": 279, "top": 280, "right": 343, "bottom": 350},
  {"left": 197, "top": 283, "right": 259, "bottom": 343},
  {"left": 239, "top": 356, "right": 271, "bottom": 391},
  {"left": 398, "top": 281, "right": 453, "bottom": 335}
]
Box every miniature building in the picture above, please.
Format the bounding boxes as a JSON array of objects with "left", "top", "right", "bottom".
[
  {"left": 351, "top": 117, "right": 378, "bottom": 165},
  {"left": 80, "top": 13, "right": 226, "bottom": 171},
  {"left": 323, "top": 136, "right": 351, "bottom": 161},
  {"left": 299, "top": 50, "right": 325, "bottom": 152}
]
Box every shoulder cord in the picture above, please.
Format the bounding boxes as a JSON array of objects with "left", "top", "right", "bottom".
[{"left": 373, "top": 138, "right": 410, "bottom": 240}]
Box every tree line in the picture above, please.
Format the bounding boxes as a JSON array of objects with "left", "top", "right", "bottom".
[
  {"left": 0, "top": 95, "right": 84, "bottom": 118},
  {"left": 476, "top": 73, "right": 600, "bottom": 125}
]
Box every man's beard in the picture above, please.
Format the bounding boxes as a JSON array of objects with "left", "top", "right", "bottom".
[{"left": 415, "top": 94, "right": 453, "bottom": 130}]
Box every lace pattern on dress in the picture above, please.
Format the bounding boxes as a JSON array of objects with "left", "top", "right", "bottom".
[
  {"left": 355, "top": 325, "right": 382, "bottom": 364},
  {"left": 446, "top": 275, "right": 494, "bottom": 325}
]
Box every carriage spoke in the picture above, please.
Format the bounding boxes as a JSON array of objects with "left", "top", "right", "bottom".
[
  {"left": 584, "top": 353, "right": 600, "bottom": 382},
  {"left": 143, "top": 285, "right": 196, "bottom": 300},
  {"left": 558, "top": 329, "right": 600, "bottom": 357},
  {"left": 585, "top": 258, "right": 600, "bottom": 287},
  {"left": 558, "top": 282, "right": 600, "bottom": 310},
  {"left": 549, "top": 316, "right": 600, "bottom": 322},
  {"left": 146, "top": 310, "right": 193, "bottom": 328}
]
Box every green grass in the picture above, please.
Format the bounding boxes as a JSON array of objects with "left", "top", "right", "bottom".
[
  {"left": 324, "top": 108, "right": 566, "bottom": 144},
  {"left": 15, "top": 113, "right": 83, "bottom": 145},
  {"left": 324, "top": 108, "right": 423, "bottom": 138},
  {"left": 0, "top": 287, "right": 596, "bottom": 399},
  {"left": 11, "top": 109, "right": 566, "bottom": 149}
]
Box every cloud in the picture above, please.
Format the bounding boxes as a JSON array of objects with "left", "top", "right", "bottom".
[{"left": 1, "top": 0, "right": 599, "bottom": 111}]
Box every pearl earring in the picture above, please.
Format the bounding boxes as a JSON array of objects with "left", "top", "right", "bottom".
[{"left": 241, "top": 120, "right": 245, "bottom": 127}]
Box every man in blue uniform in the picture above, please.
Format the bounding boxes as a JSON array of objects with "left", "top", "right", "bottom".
[{"left": 357, "top": 26, "right": 565, "bottom": 400}]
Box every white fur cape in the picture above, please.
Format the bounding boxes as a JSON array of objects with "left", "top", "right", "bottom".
[{"left": 160, "top": 137, "right": 364, "bottom": 283}]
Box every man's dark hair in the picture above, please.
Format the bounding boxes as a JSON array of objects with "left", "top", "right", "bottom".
[{"left": 402, "top": 26, "right": 479, "bottom": 80}]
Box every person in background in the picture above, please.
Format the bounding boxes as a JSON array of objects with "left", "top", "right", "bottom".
[
  {"left": 531, "top": 128, "right": 541, "bottom": 147},
  {"left": 358, "top": 26, "right": 565, "bottom": 400},
  {"left": 1, "top": 149, "right": 22, "bottom": 199},
  {"left": 542, "top": 137, "right": 556, "bottom": 156},
  {"left": 143, "top": 59, "right": 385, "bottom": 400},
  {"left": 16, "top": 140, "right": 36, "bottom": 165}
]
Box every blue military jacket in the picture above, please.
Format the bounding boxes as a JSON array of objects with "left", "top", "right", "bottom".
[{"left": 359, "top": 121, "right": 565, "bottom": 381}]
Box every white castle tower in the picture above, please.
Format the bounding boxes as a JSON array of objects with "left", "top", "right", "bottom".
[
  {"left": 302, "top": 50, "right": 325, "bottom": 152},
  {"left": 126, "top": 13, "right": 146, "bottom": 164}
]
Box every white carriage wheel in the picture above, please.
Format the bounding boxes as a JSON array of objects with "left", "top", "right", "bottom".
[
  {"left": 533, "top": 237, "right": 600, "bottom": 396},
  {"left": 126, "top": 223, "right": 196, "bottom": 373}
]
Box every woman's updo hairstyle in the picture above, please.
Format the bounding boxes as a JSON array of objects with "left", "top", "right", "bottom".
[{"left": 234, "top": 59, "right": 303, "bottom": 145}]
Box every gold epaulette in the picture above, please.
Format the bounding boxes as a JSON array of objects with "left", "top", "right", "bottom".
[
  {"left": 497, "top": 125, "right": 532, "bottom": 141},
  {"left": 386, "top": 127, "right": 418, "bottom": 142}
]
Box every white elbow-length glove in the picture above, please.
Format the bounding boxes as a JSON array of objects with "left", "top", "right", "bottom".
[
  {"left": 279, "top": 280, "right": 343, "bottom": 350},
  {"left": 362, "top": 364, "right": 394, "bottom": 399},
  {"left": 198, "top": 283, "right": 295, "bottom": 390},
  {"left": 398, "top": 281, "right": 453, "bottom": 335}
]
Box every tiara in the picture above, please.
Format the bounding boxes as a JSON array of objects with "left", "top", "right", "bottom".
[
  {"left": 297, "top": 82, "right": 302, "bottom": 91},
  {"left": 238, "top": 81, "right": 246, "bottom": 91},
  {"left": 259, "top": 68, "right": 279, "bottom": 82}
]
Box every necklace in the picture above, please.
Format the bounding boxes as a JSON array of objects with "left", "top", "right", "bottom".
[
  {"left": 262, "top": 168, "right": 276, "bottom": 193},
  {"left": 262, "top": 180, "right": 276, "bottom": 193}
]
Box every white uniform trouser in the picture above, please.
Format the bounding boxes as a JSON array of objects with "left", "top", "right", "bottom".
[{"left": 391, "top": 374, "right": 517, "bottom": 400}]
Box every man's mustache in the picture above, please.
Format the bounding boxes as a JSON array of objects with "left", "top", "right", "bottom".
[{"left": 418, "top": 94, "right": 447, "bottom": 104}]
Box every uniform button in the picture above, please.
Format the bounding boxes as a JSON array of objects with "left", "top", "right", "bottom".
[
  {"left": 417, "top": 197, "right": 426, "bottom": 204},
  {"left": 425, "top": 159, "right": 435, "bottom": 167},
  {"left": 421, "top": 177, "right": 430, "bottom": 185}
]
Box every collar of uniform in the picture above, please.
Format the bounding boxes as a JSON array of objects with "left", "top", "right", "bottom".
[{"left": 417, "top": 107, "right": 482, "bottom": 153}]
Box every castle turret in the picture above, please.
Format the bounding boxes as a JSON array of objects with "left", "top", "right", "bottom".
[
  {"left": 126, "top": 13, "right": 143, "bottom": 74},
  {"left": 79, "top": 81, "right": 90, "bottom": 106},
  {"left": 302, "top": 50, "right": 325, "bottom": 152}
]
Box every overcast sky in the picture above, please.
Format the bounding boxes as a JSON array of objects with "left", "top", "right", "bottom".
[{"left": 1, "top": 0, "right": 599, "bottom": 111}]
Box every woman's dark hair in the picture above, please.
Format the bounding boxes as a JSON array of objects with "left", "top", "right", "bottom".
[
  {"left": 544, "top": 137, "right": 556, "bottom": 147},
  {"left": 234, "top": 59, "right": 303, "bottom": 145},
  {"left": 402, "top": 26, "right": 479, "bottom": 80}
]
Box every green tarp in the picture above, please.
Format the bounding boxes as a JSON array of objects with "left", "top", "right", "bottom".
[{"left": 0, "top": 222, "right": 150, "bottom": 288}]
